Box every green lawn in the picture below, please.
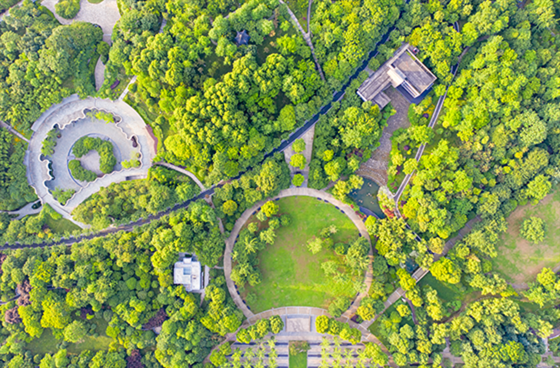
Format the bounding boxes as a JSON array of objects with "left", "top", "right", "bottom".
[
  {"left": 418, "top": 273, "right": 468, "bottom": 304},
  {"left": 45, "top": 216, "right": 81, "bottom": 234},
  {"left": 68, "top": 318, "right": 113, "bottom": 354},
  {"left": 289, "top": 351, "right": 308, "bottom": 368},
  {"left": 243, "top": 196, "right": 360, "bottom": 312},
  {"left": 491, "top": 187, "right": 560, "bottom": 285},
  {"left": 26, "top": 329, "right": 60, "bottom": 355},
  {"left": 27, "top": 317, "right": 113, "bottom": 355}
]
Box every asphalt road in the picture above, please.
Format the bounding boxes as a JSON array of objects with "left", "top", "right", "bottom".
[{"left": 2, "top": 28, "right": 393, "bottom": 250}]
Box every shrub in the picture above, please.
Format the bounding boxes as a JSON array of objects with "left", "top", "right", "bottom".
[
  {"left": 292, "top": 173, "right": 305, "bottom": 186},
  {"left": 521, "top": 216, "right": 545, "bottom": 244},
  {"left": 292, "top": 138, "right": 306, "bottom": 153},
  {"left": 55, "top": 0, "right": 80, "bottom": 19},
  {"left": 122, "top": 159, "right": 141, "bottom": 169},
  {"left": 69, "top": 160, "right": 96, "bottom": 182},
  {"left": 52, "top": 187, "right": 75, "bottom": 205}
]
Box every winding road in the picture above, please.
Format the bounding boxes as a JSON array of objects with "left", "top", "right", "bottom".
[{"left": 4, "top": 18, "right": 394, "bottom": 249}]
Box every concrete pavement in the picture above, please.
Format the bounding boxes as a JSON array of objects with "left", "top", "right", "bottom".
[
  {"left": 357, "top": 87, "right": 410, "bottom": 187},
  {"left": 155, "top": 161, "right": 206, "bottom": 191},
  {"left": 41, "top": 0, "right": 120, "bottom": 44},
  {"left": 27, "top": 95, "right": 157, "bottom": 223},
  {"left": 0, "top": 202, "right": 41, "bottom": 220},
  {"left": 283, "top": 124, "right": 315, "bottom": 187}
]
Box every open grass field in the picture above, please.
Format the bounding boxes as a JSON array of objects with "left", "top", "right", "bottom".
[
  {"left": 243, "top": 196, "right": 360, "bottom": 312},
  {"left": 45, "top": 216, "right": 81, "bottom": 234},
  {"left": 492, "top": 187, "right": 560, "bottom": 285},
  {"left": 27, "top": 317, "right": 113, "bottom": 355},
  {"left": 289, "top": 351, "right": 308, "bottom": 368},
  {"left": 418, "top": 273, "right": 477, "bottom": 305}
]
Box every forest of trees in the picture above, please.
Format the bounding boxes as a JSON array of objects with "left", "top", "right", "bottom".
[
  {"left": 72, "top": 166, "right": 200, "bottom": 229},
  {"left": 0, "top": 130, "right": 37, "bottom": 211},
  {"left": 0, "top": 202, "right": 233, "bottom": 367},
  {"left": 0, "top": 1, "right": 103, "bottom": 135},
  {"left": 0, "top": 0, "right": 559, "bottom": 365}
]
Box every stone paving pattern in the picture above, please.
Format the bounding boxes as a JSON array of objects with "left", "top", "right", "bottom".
[
  {"left": 45, "top": 119, "right": 139, "bottom": 193},
  {"left": 27, "top": 95, "right": 157, "bottom": 223},
  {"left": 94, "top": 58, "right": 106, "bottom": 91},
  {"left": 41, "top": 0, "right": 121, "bottom": 44},
  {"left": 283, "top": 124, "right": 315, "bottom": 187}
]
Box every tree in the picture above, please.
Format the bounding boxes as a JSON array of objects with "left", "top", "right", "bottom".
[
  {"left": 270, "top": 315, "right": 284, "bottom": 333},
  {"left": 397, "top": 269, "right": 416, "bottom": 291},
  {"left": 316, "top": 315, "right": 329, "bottom": 333},
  {"left": 290, "top": 154, "right": 307, "bottom": 170},
  {"left": 223, "top": 200, "right": 238, "bottom": 216},
  {"left": 525, "top": 175, "right": 551, "bottom": 204},
  {"left": 63, "top": 320, "right": 88, "bottom": 343},
  {"left": 428, "top": 237, "right": 445, "bottom": 254},
  {"left": 292, "top": 174, "right": 305, "bottom": 186},
  {"left": 520, "top": 217, "right": 545, "bottom": 244},
  {"left": 403, "top": 158, "right": 418, "bottom": 175},
  {"left": 293, "top": 139, "right": 306, "bottom": 153},
  {"left": 430, "top": 258, "right": 461, "bottom": 284},
  {"left": 307, "top": 237, "right": 324, "bottom": 254},
  {"left": 261, "top": 201, "right": 279, "bottom": 218}
]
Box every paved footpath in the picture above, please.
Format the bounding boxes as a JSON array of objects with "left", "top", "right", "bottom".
[
  {"left": 155, "top": 162, "right": 206, "bottom": 191},
  {"left": 283, "top": 124, "right": 315, "bottom": 186},
  {"left": 278, "top": 0, "right": 325, "bottom": 81},
  {"left": 0, "top": 202, "right": 41, "bottom": 220},
  {"left": 0, "top": 121, "right": 28, "bottom": 142},
  {"left": 41, "top": 0, "right": 120, "bottom": 44},
  {"left": 224, "top": 187, "right": 373, "bottom": 321},
  {"left": 27, "top": 95, "right": 157, "bottom": 224}
]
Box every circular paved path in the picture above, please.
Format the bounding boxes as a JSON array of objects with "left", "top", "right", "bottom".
[
  {"left": 27, "top": 95, "right": 157, "bottom": 225},
  {"left": 223, "top": 187, "right": 374, "bottom": 322}
]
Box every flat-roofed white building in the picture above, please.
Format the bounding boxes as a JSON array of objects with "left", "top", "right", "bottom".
[{"left": 173, "top": 256, "right": 203, "bottom": 292}]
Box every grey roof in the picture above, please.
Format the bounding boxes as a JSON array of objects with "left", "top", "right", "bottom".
[
  {"left": 235, "top": 30, "right": 250, "bottom": 46},
  {"left": 357, "top": 43, "right": 437, "bottom": 106}
]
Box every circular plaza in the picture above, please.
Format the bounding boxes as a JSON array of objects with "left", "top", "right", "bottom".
[{"left": 27, "top": 95, "right": 157, "bottom": 217}]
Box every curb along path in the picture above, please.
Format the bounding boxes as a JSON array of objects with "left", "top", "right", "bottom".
[
  {"left": 223, "top": 187, "right": 373, "bottom": 322},
  {"left": 155, "top": 161, "right": 206, "bottom": 191}
]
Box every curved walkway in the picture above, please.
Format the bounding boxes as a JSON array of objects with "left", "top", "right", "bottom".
[
  {"left": 155, "top": 161, "right": 206, "bottom": 191},
  {"left": 27, "top": 95, "right": 157, "bottom": 222},
  {"left": 223, "top": 187, "right": 373, "bottom": 321},
  {"left": 0, "top": 121, "right": 28, "bottom": 142},
  {"left": 41, "top": 0, "right": 120, "bottom": 44},
  {"left": 0, "top": 202, "right": 41, "bottom": 220}
]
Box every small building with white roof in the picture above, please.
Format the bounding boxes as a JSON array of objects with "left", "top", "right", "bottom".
[{"left": 173, "top": 256, "right": 203, "bottom": 292}]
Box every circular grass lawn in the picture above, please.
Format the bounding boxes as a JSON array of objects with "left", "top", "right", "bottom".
[{"left": 242, "top": 196, "right": 361, "bottom": 313}]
